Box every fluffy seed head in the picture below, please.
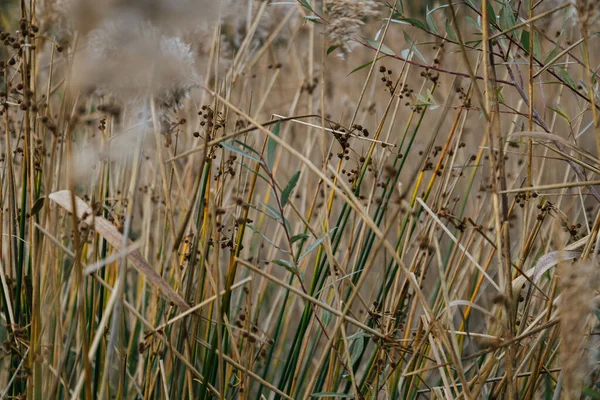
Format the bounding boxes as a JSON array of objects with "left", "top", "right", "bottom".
[{"left": 325, "top": 0, "right": 379, "bottom": 56}]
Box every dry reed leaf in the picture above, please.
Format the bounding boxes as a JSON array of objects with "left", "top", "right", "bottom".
[
  {"left": 48, "top": 190, "right": 190, "bottom": 311},
  {"left": 506, "top": 131, "right": 573, "bottom": 146},
  {"left": 512, "top": 249, "right": 582, "bottom": 298}
]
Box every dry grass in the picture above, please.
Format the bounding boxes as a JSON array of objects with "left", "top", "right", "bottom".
[{"left": 0, "top": 0, "right": 599, "bottom": 398}]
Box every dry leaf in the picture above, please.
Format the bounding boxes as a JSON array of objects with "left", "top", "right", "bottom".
[
  {"left": 512, "top": 249, "right": 582, "bottom": 299},
  {"left": 49, "top": 190, "right": 190, "bottom": 311}
]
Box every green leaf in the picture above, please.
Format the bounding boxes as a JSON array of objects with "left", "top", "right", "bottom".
[
  {"left": 281, "top": 171, "right": 301, "bottom": 208},
  {"left": 349, "top": 335, "right": 364, "bottom": 365},
  {"left": 272, "top": 259, "right": 298, "bottom": 275},
  {"left": 348, "top": 56, "right": 384, "bottom": 75},
  {"left": 249, "top": 202, "right": 290, "bottom": 228},
  {"left": 548, "top": 103, "right": 570, "bottom": 124},
  {"left": 594, "top": 308, "right": 600, "bottom": 322},
  {"left": 267, "top": 120, "right": 281, "bottom": 169},
  {"left": 259, "top": 201, "right": 283, "bottom": 221},
  {"left": 221, "top": 141, "right": 261, "bottom": 163},
  {"left": 520, "top": 30, "right": 541, "bottom": 59},
  {"left": 299, "top": 0, "right": 314, "bottom": 12},
  {"left": 554, "top": 66, "right": 577, "bottom": 90},
  {"left": 402, "top": 31, "right": 426, "bottom": 63},
  {"left": 544, "top": 373, "right": 553, "bottom": 400},
  {"left": 544, "top": 39, "right": 561, "bottom": 65},
  {"left": 464, "top": 0, "right": 477, "bottom": 9},
  {"left": 533, "top": 32, "right": 542, "bottom": 59},
  {"left": 299, "top": 227, "right": 337, "bottom": 261},
  {"left": 326, "top": 45, "right": 339, "bottom": 55},
  {"left": 499, "top": 3, "right": 517, "bottom": 35},
  {"left": 393, "top": 17, "right": 427, "bottom": 31},
  {"left": 262, "top": 235, "right": 287, "bottom": 252},
  {"left": 363, "top": 38, "right": 396, "bottom": 56},
  {"left": 520, "top": 30, "right": 530, "bottom": 53},
  {"left": 239, "top": 162, "right": 270, "bottom": 184},
  {"left": 291, "top": 233, "right": 310, "bottom": 243},
  {"left": 485, "top": 0, "right": 497, "bottom": 27},
  {"left": 320, "top": 310, "right": 332, "bottom": 326},
  {"left": 299, "top": 238, "right": 325, "bottom": 261},
  {"left": 496, "top": 86, "right": 505, "bottom": 103},
  {"left": 445, "top": 19, "right": 457, "bottom": 42},
  {"left": 304, "top": 15, "right": 322, "bottom": 24},
  {"left": 232, "top": 139, "right": 261, "bottom": 155},
  {"left": 465, "top": 39, "right": 482, "bottom": 47},
  {"left": 465, "top": 15, "right": 481, "bottom": 31},
  {"left": 583, "top": 388, "right": 600, "bottom": 400},
  {"left": 426, "top": 6, "right": 439, "bottom": 35},
  {"left": 395, "top": 0, "right": 404, "bottom": 14},
  {"left": 30, "top": 197, "right": 45, "bottom": 216},
  {"left": 246, "top": 225, "right": 287, "bottom": 251},
  {"left": 346, "top": 331, "right": 371, "bottom": 341},
  {"left": 429, "top": 4, "right": 450, "bottom": 13},
  {"left": 310, "top": 393, "right": 353, "bottom": 399}
]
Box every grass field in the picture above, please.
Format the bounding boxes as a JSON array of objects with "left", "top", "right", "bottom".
[{"left": 0, "top": 0, "right": 599, "bottom": 398}]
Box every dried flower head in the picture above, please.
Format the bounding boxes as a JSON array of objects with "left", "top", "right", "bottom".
[
  {"left": 72, "top": 21, "right": 199, "bottom": 102},
  {"left": 71, "top": 102, "right": 152, "bottom": 184},
  {"left": 56, "top": 0, "right": 223, "bottom": 35},
  {"left": 325, "top": 0, "right": 379, "bottom": 56},
  {"left": 572, "top": 0, "right": 600, "bottom": 31},
  {"left": 537, "top": 0, "right": 599, "bottom": 32}
]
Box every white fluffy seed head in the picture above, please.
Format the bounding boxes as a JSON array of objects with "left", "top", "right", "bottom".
[{"left": 324, "top": 0, "right": 379, "bottom": 57}]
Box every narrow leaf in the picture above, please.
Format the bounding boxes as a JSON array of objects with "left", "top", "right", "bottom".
[
  {"left": 485, "top": 0, "right": 497, "bottom": 26},
  {"left": 221, "top": 141, "right": 261, "bottom": 163},
  {"left": 246, "top": 225, "right": 288, "bottom": 252},
  {"left": 403, "top": 31, "right": 426, "bottom": 63},
  {"left": 349, "top": 336, "right": 364, "bottom": 365},
  {"left": 533, "top": 32, "right": 542, "bottom": 60},
  {"left": 320, "top": 310, "right": 332, "bottom": 326},
  {"left": 520, "top": 30, "right": 530, "bottom": 53},
  {"left": 593, "top": 308, "right": 600, "bottom": 322},
  {"left": 281, "top": 171, "right": 301, "bottom": 208},
  {"left": 393, "top": 17, "right": 427, "bottom": 31},
  {"left": 259, "top": 201, "right": 283, "bottom": 221},
  {"left": 299, "top": 0, "right": 314, "bottom": 12},
  {"left": 499, "top": 3, "right": 517, "bottom": 35},
  {"left": 426, "top": 6, "right": 439, "bottom": 35},
  {"left": 291, "top": 233, "right": 310, "bottom": 243},
  {"left": 299, "top": 227, "right": 337, "bottom": 261},
  {"left": 304, "top": 15, "right": 322, "bottom": 24},
  {"left": 363, "top": 38, "right": 396, "bottom": 56},
  {"left": 348, "top": 56, "right": 384, "bottom": 75},
  {"left": 326, "top": 45, "right": 339, "bottom": 55},
  {"left": 347, "top": 331, "right": 371, "bottom": 341},
  {"left": 445, "top": 19, "right": 457, "bottom": 41},
  {"left": 396, "top": 0, "right": 404, "bottom": 14},
  {"left": 583, "top": 388, "right": 600, "bottom": 400},
  {"left": 232, "top": 139, "right": 261, "bottom": 155},
  {"left": 554, "top": 66, "right": 577, "bottom": 90},
  {"left": 272, "top": 259, "right": 298, "bottom": 275},
  {"left": 267, "top": 120, "right": 281, "bottom": 169},
  {"left": 30, "top": 197, "right": 45, "bottom": 216}
]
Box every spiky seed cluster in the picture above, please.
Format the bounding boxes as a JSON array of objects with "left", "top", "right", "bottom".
[{"left": 325, "top": 0, "right": 379, "bottom": 56}]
